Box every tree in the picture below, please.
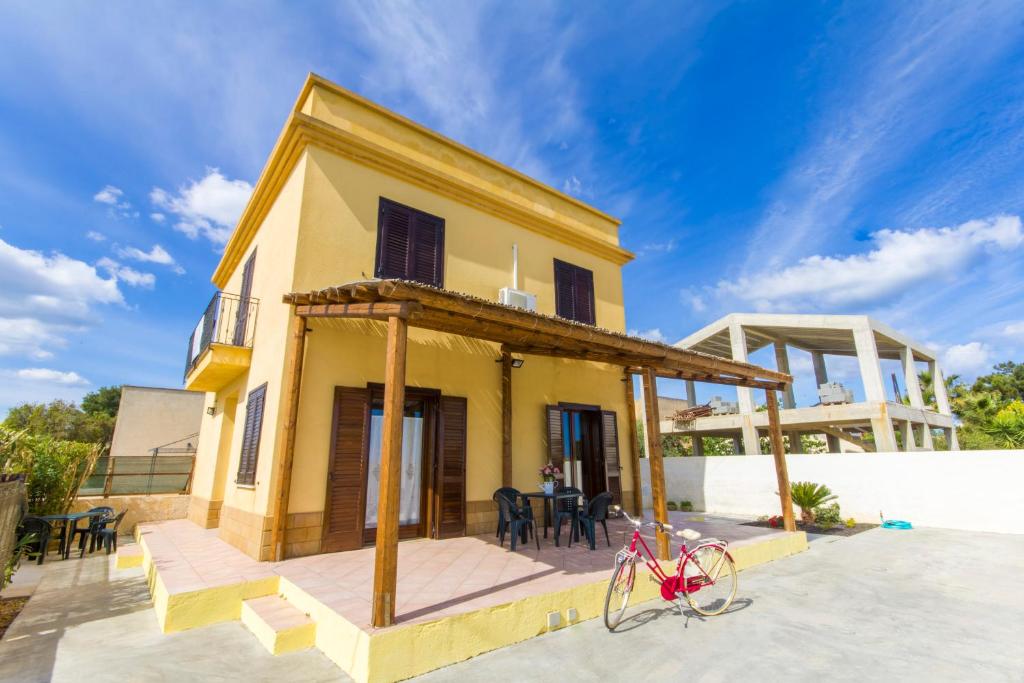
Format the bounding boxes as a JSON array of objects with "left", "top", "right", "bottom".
[
  {"left": 982, "top": 401, "right": 1024, "bottom": 449},
  {"left": 81, "top": 386, "right": 122, "bottom": 418},
  {"left": 3, "top": 399, "right": 114, "bottom": 448}
]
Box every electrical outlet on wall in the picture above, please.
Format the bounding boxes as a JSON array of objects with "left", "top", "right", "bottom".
[{"left": 546, "top": 611, "right": 561, "bottom": 629}]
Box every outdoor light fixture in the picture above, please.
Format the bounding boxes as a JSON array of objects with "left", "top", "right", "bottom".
[
  {"left": 206, "top": 405, "right": 216, "bottom": 416},
  {"left": 495, "top": 357, "right": 526, "bottom": 368}
]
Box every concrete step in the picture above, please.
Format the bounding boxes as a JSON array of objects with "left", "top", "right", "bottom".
[
  {"left": 241, "top": 595, "right": 316, "bottom": 655},
  {"left": 114, "top": 543, "right": 143, "bottom": 569}
]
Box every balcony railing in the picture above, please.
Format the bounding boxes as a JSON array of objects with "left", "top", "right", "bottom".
[{"left": 184, "top": 291, "right": 259, "bottom": 379}]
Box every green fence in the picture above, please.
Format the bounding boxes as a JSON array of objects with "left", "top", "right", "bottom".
[{"left": 79, "top": 453, "right": 195, "bottom": 497}]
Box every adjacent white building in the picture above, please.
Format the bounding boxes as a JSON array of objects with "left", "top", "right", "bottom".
[{"left": 670, "top": 314, "right": 957, "bottom": 454}]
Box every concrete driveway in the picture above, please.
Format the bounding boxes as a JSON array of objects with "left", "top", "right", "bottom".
[
  {"left": 418, "top": 527, "right": 1024, "bottom": 681},
  {"left": 1, "top": 527, "right": 1021, "bottom": 682}
]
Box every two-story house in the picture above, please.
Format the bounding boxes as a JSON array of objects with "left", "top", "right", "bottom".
[{"left": 180, "top": 74, "right": 790, "bottom": 627}]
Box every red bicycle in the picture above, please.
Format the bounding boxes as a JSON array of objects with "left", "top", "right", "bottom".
[{"left": 603, "top": 506, "right": 737, "bottom": 629}]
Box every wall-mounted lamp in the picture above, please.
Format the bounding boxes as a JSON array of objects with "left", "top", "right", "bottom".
[
  {"left": 206, "top": 405, "right": 217, "bottom": 416},
  {"left": 495, "top": 357, "right": 526, "bottom": 368}
]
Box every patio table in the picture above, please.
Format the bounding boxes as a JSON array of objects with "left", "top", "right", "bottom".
[
  {"left": 39, "top": 510, "right": 108, "bottom": 560},
  {"left": 519, "top": 490, "right": 587, "bottom": 544}
]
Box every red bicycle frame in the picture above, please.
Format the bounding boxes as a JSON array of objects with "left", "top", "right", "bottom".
[{"left": 620, "top": 522, "right": 731, "bottom": 602}]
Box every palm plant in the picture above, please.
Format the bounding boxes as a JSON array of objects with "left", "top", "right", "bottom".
[{"left": 789, "top": 481, "right": 837, "bottom": 525}]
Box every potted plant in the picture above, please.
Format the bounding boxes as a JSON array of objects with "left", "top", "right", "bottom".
[
  {"left": 789, "top": 481, "right": 837, "bottom": 525},
  {"left": 539, "top": 463, "right": 560, "bottom": 494}
]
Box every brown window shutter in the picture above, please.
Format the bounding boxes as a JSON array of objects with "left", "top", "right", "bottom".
[
  {"left": 236, "top": 383, "right": 267, "bottom": 485},
  {"left": 553, "top": 259, "right": 595, "bottom": 325},
  {"left": 322, "top": 386, "right": 370, "bottom": 553},
  {"left": 233, "top": 249, "right": 257, "bottom": 346},
  {"left": 435, "top": 395, "right": 467, "bottom": 539},
  {"left": 375, "top": 198, "right": 445, "bottom": 287},
  {"left": 600, "top": 410, "right": 622, "bottom": 504},
  {"left": 545, "top": 405, "right": 566, "bottom": 474}
]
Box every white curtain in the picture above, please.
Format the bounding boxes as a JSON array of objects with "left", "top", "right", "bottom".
[{"left": 364, "top": 414, "right": 424, "bottom": 528}]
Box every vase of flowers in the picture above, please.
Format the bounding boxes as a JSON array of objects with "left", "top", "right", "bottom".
[{"left": 539, "top": 463, "right": 560, "bottom": 494}]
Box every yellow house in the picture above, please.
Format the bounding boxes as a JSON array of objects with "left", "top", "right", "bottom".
[{"left": 182, "top": 73, "right": 791, "bottom": 628}]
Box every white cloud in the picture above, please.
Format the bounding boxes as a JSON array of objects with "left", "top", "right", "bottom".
[
  {"left": 93, "top": 185, "right": 123, "bottom": 205},
  {"left": 150, "top": 212, "right": 165, "bottom": 223},
  {"left": 942, "top": 341, "right": 993, "bottom": 377},
  {"left": 1000, "top": 321, "right": 1024, "bottom": 338},
  {"left": 9, "top": 367, "right": 89, "bottom": 386},
  {"left": 719, "top": 216, "right": 1023, "bottom": 311},
  {"left": 628, "top": 327, "right": 668, "bottom": 343},
  {"left": 0, "top": 237, "right": 125, "bottom": 359},
  {"left": 86, "top": 230, "right": 106, "bottom": 242},
  {"left": 679, "top": 288, "right": 706, "bottom": 313},
  {"left": 636, "top": 239, "right": 678, "bottom": 258},
  {"left": 115, "top": 244, "right": 185, "bottom": 274},
  {"left": 97, "top": 257, "right": 156, "bottom": 289},
  {"left": 150, "top": 168, "right": 252, "bottom": 245}
]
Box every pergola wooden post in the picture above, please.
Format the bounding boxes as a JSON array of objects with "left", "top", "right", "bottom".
[
  {"left": 764, "top": 389, "right": 796, "bottom": 532},
  {"left": 270, "top": 309, "right": 307, "bottom": 561},
  {"left": 501, "top": 350, "right": 513, "bottom": 487},
  {"left": 623, "top": 371, "right": 643, "bottom": 515},
  {"left": 371, "top": 315, "right": 408, "bottom": 628},
  {"left": 641, "top": 367, "right": 671, "bottom": 560}
]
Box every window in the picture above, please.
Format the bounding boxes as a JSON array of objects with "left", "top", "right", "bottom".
[
  {"left": 236, "top": 383, "right": 267, "bottom": 486},
  {"left": 374, "top": 198, "right": 445, "bottom": 287},
  {"left": 553, "top": 259, "right": 595, "bottom": 325}
]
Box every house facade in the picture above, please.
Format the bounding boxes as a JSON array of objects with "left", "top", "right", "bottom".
[{"left": 183, "top": 74, "right": 639, "bottom": 561}]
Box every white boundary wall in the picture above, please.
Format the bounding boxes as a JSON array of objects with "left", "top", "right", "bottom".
[{"left": 639, "top": 451, "right": 1024, "bottom": 535}]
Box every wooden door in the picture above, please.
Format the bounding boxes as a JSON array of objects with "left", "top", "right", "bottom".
[
  {"left": 600, "top": 410, "right": 623, "bottom": 504},
  {"left": 433, "top": 395, "right": 467, "bottom": 539},
  {"left": 322, "top": 386, "right": 369, "bottom": 553}
]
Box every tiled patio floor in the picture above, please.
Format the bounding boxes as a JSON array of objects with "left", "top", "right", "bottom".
[{"left": 139, "top": 513, "right": 785, "bottom": 631}]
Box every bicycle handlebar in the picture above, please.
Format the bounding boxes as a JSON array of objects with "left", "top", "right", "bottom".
[{"left": 611, "top": 505, "right": 674, "bottom": 533}]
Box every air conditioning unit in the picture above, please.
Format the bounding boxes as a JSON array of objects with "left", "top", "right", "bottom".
[{"left": 499, "top": 287, "right": 537, "bottom": 312}]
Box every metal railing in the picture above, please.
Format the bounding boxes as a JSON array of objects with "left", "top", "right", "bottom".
[
  {"left": 78, "top": 449, "right": 196, "bottom": 497},
  {"left": 184, "top": 291, "right": 259, "bottom": 378}
]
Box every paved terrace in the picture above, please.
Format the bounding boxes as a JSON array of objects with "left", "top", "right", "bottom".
[{"left": 141, "top": 514, "right": 787, "bottom": 629}]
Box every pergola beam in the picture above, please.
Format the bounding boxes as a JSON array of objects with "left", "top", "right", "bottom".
[
  {"left": 641, "top": 367, "right": 671, "bottom": 560},
  {"left": 623, "top": 371, "right": 643, "bottom": 515},
  {"left": 764, "top": 390, "right": 795, "bottom": 532}
]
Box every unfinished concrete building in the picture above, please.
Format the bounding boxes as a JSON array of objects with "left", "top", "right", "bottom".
[{"left": 669, "top": 314, "right": 958, "bottom": 454}]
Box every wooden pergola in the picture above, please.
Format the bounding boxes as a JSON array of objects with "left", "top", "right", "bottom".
[{"left": 272, "top": 279, "right": 795, "bottom": 628}]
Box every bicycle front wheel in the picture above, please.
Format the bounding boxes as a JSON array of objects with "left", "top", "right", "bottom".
[
  {"left": 683, "top": 544, "right": 737, "bottom": 616},
  {"left": 603, "top": 558, "right": 636, "bottom": 630}
]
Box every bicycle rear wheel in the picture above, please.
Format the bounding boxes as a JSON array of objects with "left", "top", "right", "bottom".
[
  {"left": 683, "top": 544, "right": 737, "bottom": 616},
  {"left": 603, "top": 558, "right": 636, "bottom": 630}
]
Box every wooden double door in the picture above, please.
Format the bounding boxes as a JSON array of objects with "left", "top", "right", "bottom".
[
  {"left": 546, "top": 404, "right": 622, "bottom": 503},
  {"left": 322, "top": 385, "right": 467, "bottom": 553}
]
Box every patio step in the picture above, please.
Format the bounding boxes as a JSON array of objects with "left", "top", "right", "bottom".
[
  {"left": 114, "top": 543, "right": 143, "bottom": 569},
  {"left": 241, "top": 595, "right": 316, "bottom": 655}
]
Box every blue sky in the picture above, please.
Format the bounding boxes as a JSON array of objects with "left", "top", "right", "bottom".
[{"left": 2, "top": 1, "right": 1024, "bottom": 413}]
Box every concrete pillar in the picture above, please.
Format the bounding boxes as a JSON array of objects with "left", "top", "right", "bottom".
[
  {"left": 825, "top": 433, "right": 842, "bottom": 453},
  {"left": 773, "top": 342, "right": 796, "bottom": 409},
  {"left": 691, "top": 435, "right": 704, "bottom": 457},
  {"left": 853, "top": 324, "right": 888, "bottom": 402},
  {"left": 920, "top": 423, "right": 935, "bottom": 450},
  {"left": 812, "top": 351, "right": 829, "bottom": 387},
  {"left": 871, "top": 406, "right": 899, "bottom": 452},
  {"left": 787, "top": 431, "right": 803, "bottom": 454},
  {"left": 731, "top": 436, "right": 742, "bottom": 454},
  {"left": 729, "top": 321, "right": 761, "bottom": 454},
  {"left": 930, "top": 362, "right": 952, "bottom": 416},
  {"left": 900, "top": 419, "right": 915, "bottom": 451},
  {"left": 685, "top": 380, "right": 698, "bottom": 408},
  {"left": 946, "top": 427, "right": 960, "bottom": 451},
  {"left": 901, "top": 347, "right": 924, "bottom": 408}
]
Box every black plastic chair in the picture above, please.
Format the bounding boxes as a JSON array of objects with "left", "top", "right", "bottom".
[
  {"left": 17, "top": 516, "right": 52, "bottom": 565},
  {"left": 492, "top": 487, "right": 520, "bottom": 538},
  {"left": 94, "top": 510, "right": 127, "bottom": 555},
  {"left": 553, "top": 487, "right": 584, "bottom": 548},
  {"left": 497, "top": 493, "right": 538, "bottom": 552},
  {"left": 578, "top": 492, "right": 614, "bottom": 550},
  {"left": 73, "top": 506, "right": 115, "bottom": 557}
]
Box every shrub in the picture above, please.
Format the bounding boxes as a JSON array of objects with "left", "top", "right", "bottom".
[
  {"left": 813, "top": 502, "right": 842, "bottom": 530},
  {"left": 789, "top": 482, "right": 838, "bottom": 524},
  {"left": 666, "top": 501, "right": 678, "bottom": 511},
  {"left": 0, "top": 427, "right": 101, "bottom": 515},
  {"left": 679, "top": 500, "right": 693, "bottom": 512},
  {"left": 845, "top": 518, "right": 857, "bottom": 529}
]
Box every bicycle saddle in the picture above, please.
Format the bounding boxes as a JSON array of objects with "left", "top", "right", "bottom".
[{"left": 675, "top": 528, "right": 701, "bottom": 541}]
